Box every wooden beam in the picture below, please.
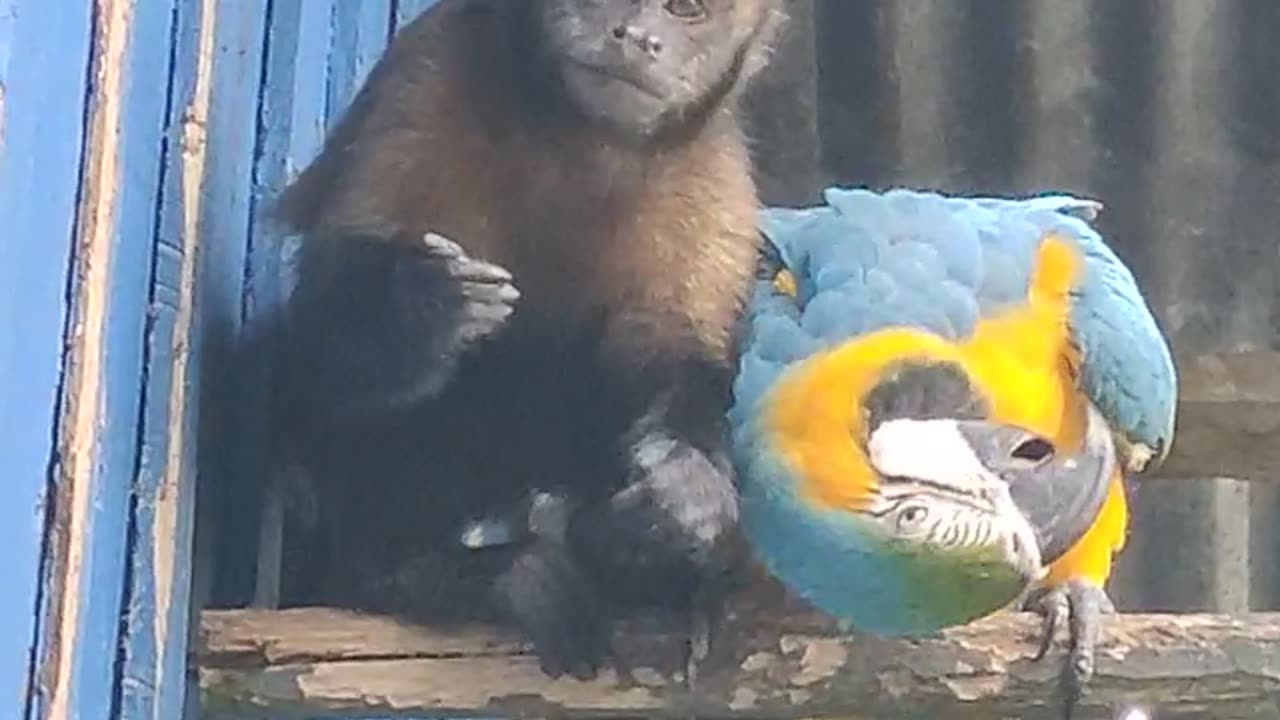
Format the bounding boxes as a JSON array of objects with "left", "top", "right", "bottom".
[
  {"left": 1161, "top": 350, "right": 1280, "bottom": 480},
  {"left": 0, "top": 0, "right": 97, "bottom": 713},
  {"left": 197, "top": 603, "right": 1280, "bottom": 719},
  {"left": 117, "top": 0, "right": 210, "bottom": 717}
]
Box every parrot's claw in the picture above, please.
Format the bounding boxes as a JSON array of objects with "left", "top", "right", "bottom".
[{"left": 1026, "top": 579, "right": 1116, "bottom": 719}]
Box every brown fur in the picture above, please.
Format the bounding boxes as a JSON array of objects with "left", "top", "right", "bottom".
[
  {"left": 276, "top": 0, "right": 768, "bottom": 361},
  {"left": 268, "top": 0, "right": 786, "bottom": 680}
]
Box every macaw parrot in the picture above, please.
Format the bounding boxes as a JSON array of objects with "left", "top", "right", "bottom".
[{"left": 729, "top": 187, "right": 1177, "bottom": 713}]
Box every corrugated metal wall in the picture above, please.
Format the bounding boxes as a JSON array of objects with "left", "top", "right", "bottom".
[{"left": 746, "top": 0, "right": 1280, "bottom": 612}]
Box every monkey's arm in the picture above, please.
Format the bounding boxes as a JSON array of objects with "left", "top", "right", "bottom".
[
  {"left": 584, "top": 323, "right": 744, "bottom": 685},
  {"left": 281, "top": 232, "right": 519, "bottom": 420},
  {"left": 490, "top": 354, "right": 738, "bottom": 685},
  {"left": 570, "top": 312, "right": 741, "bottom": 599}
]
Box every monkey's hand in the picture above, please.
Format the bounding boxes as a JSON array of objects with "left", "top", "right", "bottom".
[
  {"left": 417, "top": 232, "right": 520, "bottom": 351},
  {"left": 566, "top": 430, "right": 738, "bottom": 673},
  {"left": 491, "top": 539, "right": 612, "bottom": 681},
  {"left": 283, "top": 231, "right": 519, "bottom": 420},
  {"left": 609, "top": 435, "right": 739, "bottom": 577},
  {"left": 602, "top": 435, "right": 739, "bottom": 687}
]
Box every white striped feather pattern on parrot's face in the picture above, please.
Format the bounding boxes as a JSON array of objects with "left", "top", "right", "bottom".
[
  {"left": 858, "top": 482, "right": 1041, "bottom": 583},
  {"left": 730, "top": 357, "right": 1056, "bottom": 636},
  {"left": 864, "top": 417, "right": 1045, "bottom": 582},
  {"left": 736, "top": 445, "right": 1045, "bottom": 637}
]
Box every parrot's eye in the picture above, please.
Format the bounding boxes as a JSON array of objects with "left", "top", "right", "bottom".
[
  {"left": 896, "top": 504, "right": 930, "bottom": 532},
  {"left": 1012, "top": 437, "right": 1055, "bottom": 463}
]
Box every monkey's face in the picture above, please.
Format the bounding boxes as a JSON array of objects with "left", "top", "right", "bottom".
[{"left": 540, "top": 0, "right": 778, "bottom": 137}]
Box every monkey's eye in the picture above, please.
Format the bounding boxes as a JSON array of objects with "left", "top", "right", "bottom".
[{"left": 664, "top": 0, "right": 708, "bottom": 21}]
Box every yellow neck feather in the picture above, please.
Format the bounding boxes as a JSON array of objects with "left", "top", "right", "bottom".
[{"left": 764, "top": 234, "right": 1088, "bottom": 511}]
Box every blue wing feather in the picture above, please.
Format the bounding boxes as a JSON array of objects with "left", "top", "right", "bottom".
[{"left": 735, "top": 186, "right": 1178, "bottom": 468}]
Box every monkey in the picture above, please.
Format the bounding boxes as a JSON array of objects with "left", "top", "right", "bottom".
[{"left": 267, "top": 0, "right": 787, "bottom": 681}]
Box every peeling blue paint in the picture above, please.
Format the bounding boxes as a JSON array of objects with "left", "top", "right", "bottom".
[
  {"left": 0, "top": 2, "right": 95, "bottom": 717},
  {"left": 3, "top": 1, "right": 463, "bottom": 718}
]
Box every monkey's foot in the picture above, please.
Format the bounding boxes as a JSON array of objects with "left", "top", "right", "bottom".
[
  {"left": 1026, "top": 579, "right": 1115, "bottom": 719},
  {"left": 492, "top": 540, "right": 612, "bottom": 681},
  {"left": 419, "top": 232, "right": 520, "bottom": 346}
]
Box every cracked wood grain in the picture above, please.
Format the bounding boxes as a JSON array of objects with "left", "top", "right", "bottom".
[{"left": 196, "top": 598, "right": 1280, "bottom": 720}]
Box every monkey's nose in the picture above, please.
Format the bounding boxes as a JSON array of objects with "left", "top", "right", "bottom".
[{"left": 610, "top": 24, "right": 663, "bottom": 57}]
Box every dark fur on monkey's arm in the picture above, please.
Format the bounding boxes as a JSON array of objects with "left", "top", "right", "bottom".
[
  {"left": 566, "top": 324, "right": 743, "bottom": 683},
  {"left": 570, "top": 314, "right": 742, "bottom": 602},
  {"left": 281, "top": 231, "right": 519, "bottom": 419},
  {"left": 489, "top": 352, "right": 741, "bottom": 683}
]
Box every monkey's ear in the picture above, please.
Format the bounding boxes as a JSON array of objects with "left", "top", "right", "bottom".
[{"left": 739, "top": 0, "right": 790, "bottom": 86}]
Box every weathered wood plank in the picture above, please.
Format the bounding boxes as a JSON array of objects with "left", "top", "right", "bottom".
[
  {"left": 35, "top": 0, "right": 184, "bottom": 718},
  {"left": 268, "top": 0, "right": 334, "bottom": 190},
  {"left": 195, "top": 0, "right": 271, "bottom": 612},
  {"left": 116, "top": 0, "right": 213, "bottom": 718},
  {"left": 244, "top": 0, "right": 340, "bottom": 611},
  {"left": 0, "top": 2, "right": 95, "bottom": 717},
  {"left": 1160, "top": 351, "right": 1280, "bottom": 481},
  {"left": 325, "top": 1, "right": 392, "bottom": 130},
  {"left": 196, "top": 605, "right": 1280, "bottom": 720}
]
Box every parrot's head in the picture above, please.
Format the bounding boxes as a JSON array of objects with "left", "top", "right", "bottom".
[{"left": 733, "top": 351, "right": 1118, "bottom": 637}]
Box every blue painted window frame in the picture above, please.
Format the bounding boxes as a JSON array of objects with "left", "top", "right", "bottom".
[{"left": 2, "top": 2, "right": 440, "bottom": 719}]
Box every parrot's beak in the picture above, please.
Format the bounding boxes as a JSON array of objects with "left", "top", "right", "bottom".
[{"left": 956, "top": 403, "right": 1117, "bottom": 565}]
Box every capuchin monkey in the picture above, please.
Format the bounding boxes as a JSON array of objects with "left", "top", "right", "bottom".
[{"left": 268, "top": 0, "right": 787, "bottom": 680}]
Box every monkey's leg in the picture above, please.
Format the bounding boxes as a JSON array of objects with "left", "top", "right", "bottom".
[
  {"left": 606, "top": 410, "right": 739, "bottom": 688},
  {"left": 284, "top": 231, "right": 519, "bottom": 419},
  {"left": 570, "top": 319, "right": 742, "bottom": 683},
  {"left": 322, "top": 537, "right": 524, "bottom": 631},
  {"left": 491, "top": 538, "right": 613, "bottom": 681},
  {"left": 684, "top": 562, "right": 742, "bottom": 686},
  {"left": 1027, "top": 579, "right": 1116, "bottom": 720},
  {"left": 457, "top": 491, "right": 614, "bottom": 681}
]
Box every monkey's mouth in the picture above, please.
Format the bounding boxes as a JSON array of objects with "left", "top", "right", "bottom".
[{"left": 561, "top": 57, "right": 665, "bottom": 100}]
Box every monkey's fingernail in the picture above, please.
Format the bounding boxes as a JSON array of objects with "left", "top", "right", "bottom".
[
  {"left": 454, "top": 260, "right": 514, "bottom": 284},
  {"left": 497, "top": 283, "right": 520, "bottom": 302},
  {"left": 461, "top": 283, "right": 520, "bottom": 307},
  {"left": 422, "top": 232, "right": 464, "bottom": 256},
  {"left": 477, "top": 264, "right": 515, "bottom": 282}
]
